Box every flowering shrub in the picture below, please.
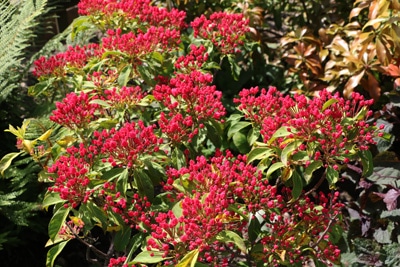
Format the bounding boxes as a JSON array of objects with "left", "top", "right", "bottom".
[{"left": 0, "top": 0, "right": 385, "bottom": 267}]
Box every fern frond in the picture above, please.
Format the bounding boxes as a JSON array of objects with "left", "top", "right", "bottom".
[{"left": 0, "top": 0, "right": 48, "bottom": 102}]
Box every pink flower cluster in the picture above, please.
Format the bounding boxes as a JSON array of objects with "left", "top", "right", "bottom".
[
  {"left": 99, "top": 182, "right": 153, "bottom": 230},
  {"left": 102, "top": 27, "right": 181, "bottom": 60},
  {"left": 175, "top": 44, "right": 209, "bottom": 72},
  {"left": 50, "top": 92, "right": 101, "bottom": 130},
  {"left": 153, "top": 71, "right": 225, "bottom": 143},
  {"left": 48, "top": 145, "right": 94, "bottom": 208},
  {"left": 78, "top": 0, "right": 186, "bottom": 30},
  {"left": 191, "top": 12, "right": 249, "bottom": 54},
  {"left": 234, "top": 86, "right": 380, "bottom": 164},
  {"left": 146, "top": 151, "right": 343, "bottom": 266},
  {"left": 104, "top": 86, "right": 145, "bottom": 111},
  {"left": 94, "top": 121, "right": 162, "bottom": 168},
  {"left": 33, "top": 44, "right": 99, "bottom": 78},
  {"left": 259, "top": 189, "right": 343, "bottom": 266},
  {"left": 108, "top": 256, "right": 128, "bottom": 267}
]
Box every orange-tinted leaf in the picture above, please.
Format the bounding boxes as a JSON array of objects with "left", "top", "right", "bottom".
[
  {"left": 361, "top": 72, "right": 381, "bottom": 100},
  {"left": 394, "top": 77, "right": 400, "bottom": 90},
  {"left": 376, "top": 38, "right": 389, "bottom": 65},
  {"left": 345, "top": 69, "right": 365, "bottom": 91},
  {"left": 382, "top": 64, "right": 400, "bottom": 77}
]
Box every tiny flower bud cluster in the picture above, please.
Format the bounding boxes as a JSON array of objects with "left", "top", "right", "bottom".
[
  {"left": 78, "top": 0, "right": 186, "bottom": 31},
  {"left": 147, "top": 151, "right": 343, "bottom": 266},
  {"left": 102, "top": 27, "right": 181, "bottom": 60},
  {"left": 33, "top": 44, "right": 99, "bottom": 78},
  {"left": 94, "top": 121, "right": 162, "bottom": 168},
  {"left": 50, "top": 92, "right": 101, "bottom": 130},
  {"left": 191, "top": 12, "right": 249, "bottom": 54},
  {"left": 235, "top": 86, "right": 379, "bottom": 165},
  {"left": 153, "top": 71, "right": 225, "bottom": 143},
  {"left": 48, "top": 145, "right": 94, "bottom": 208},
  {"left": 175, "top": 44, "right": 209, "bottom": 72}
]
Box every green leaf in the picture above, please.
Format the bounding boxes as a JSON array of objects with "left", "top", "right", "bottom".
[
  {"left": 232, "top": 131, "right": 251, "bottom": 154},
  {"left": 48, "top": 206, "right": 71, "bottom": 241},
  {"left": 176, "top": 249, "right": 199, "bottom": 267},
  {"left": 227, "top": 55, "right": 241, "bottom": 81},
  {"left": 216, "top": 230, "right": 247, "bottom": 253},
  {"left": 359, "top": 149, "right": 373, "bottom": 176},
  {"left": 291, "top": 170, "right": 303, "bottom": 200},
  {"left": 124, "top": 232, "right": 145, "bottom": 263},
  {"left": 268, "top": 126, "right": 295, "bottom": 145},
  {"left": 322, "top": 98, "right": 338, "bottom": 111},
  {"left": 46, "top": 240, "right": 70, "bottom": 267},
  {"left": 266, "top": 162, "right": 285, "bottom": 178},
  {"left": 131, "top": 250, "right": 171, "bottom": 264},
  {"left": 172, "top": 147, "right": 186, "bottom": 169},
  {"left": 117, "top": 65, "right": 132, "bottom": 86},
  {"left": 247, "top": 147, "right": 273, "bottom": 164},
  {"left": 248, "top": 215, "right": 262, "bottom": 243},
  {"left": 90, "top": 99, "right": 111, "bottom": 108},
  {"left": 114, "top": 226, "right": 132, "bottom": 251},
  {"left": 134, "top": 169, "right": 154, "bottom": 201},
  {"left": 0, "top": 152, "right": 22, "bottom": 176},
  {"left": 326, "top": 165, "right": 339, "bottom": 186},
  {"left": 85, "top": 201, "right": 108, "bottom": 230},
  {"left": 280, "top": 140, "right": 302, "bottom": 166},
  {"left": 304, "top": 160, "right": 323, "bottom": 184},
  {"left": 42, "top": 192, "right": 65, "bottom": 210},
  {"left": 117, "top": 168, "right": 129, "bottom": 197},
  {"left": 247, "top": 127, "right": 260, "bottom": 146},
  {"left": 227, "top": 121, "right": 251, "bottom": 139}
]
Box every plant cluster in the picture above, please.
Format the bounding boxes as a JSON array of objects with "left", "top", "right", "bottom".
[{"left": 1, "top": 0, "right": 398, "bottom": 267}]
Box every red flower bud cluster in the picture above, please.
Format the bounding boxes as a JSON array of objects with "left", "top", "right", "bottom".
[
  {"left": 235, "top": 86, "right": 379, "bottom": 164},
  {"left": 153, "top": 71, "right": 225, "bottom": 143},
  {"left": 104, "top": 86, "right": 145, "bottom": 111},
  {"left": 108, "top": 256, "right": 128, "bottom": 267},
  {"left": 99, "top": 182, "right": 153, "bottom": 231},
  {"left": 175, "top": 44, "right": 209, "bottom": 72},
  {"left": 147, "top": 151, "right": 343, "bottom": 265},
  {"left": 78, "top": 0, "right": 186, "bottom": 30},
  {"left": 191, "top": 12, "right": 249, "bottom": 54},
  {"left": 102, "top": 27, "right": 181, "bottom": 60},
  {"left": 33, "top": 44, "right": 99, "bottom": 78},
  {"left": 94, "top": 121, "right": 162, "bottom": 168},
  {"left": 50, "top": 92, "right": 101, "bottom": 130},
  {"left": 258, "top": 189, "right": 344, "bottom": 266},
  {"left": 48, "top": 145, "right": 94, "bottom": 208}
]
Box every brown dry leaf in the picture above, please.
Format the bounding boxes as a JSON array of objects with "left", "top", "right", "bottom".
[{"left": 376, "top": 38, "right": 390, "bottom": 65}]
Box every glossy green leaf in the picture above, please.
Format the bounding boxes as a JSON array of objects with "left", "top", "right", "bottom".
[
  {"left": 131, "top": 250, "right": 171, "bottom": 264},
  {"left": 291, "top": 170, "right": 303, "bottom": 200},
  {"left": 117, "top": 65, "right": 132, "bottom": 86},
  {"left": 322, "top": 98, "right": 338, "bottom": 111},
  {"left": 42, "top": 192, "right": 65, "bottom": 210},
  {"left": 114, "top": 226, "right": 132, "bottom": 251},
  {"left": 247, "top": 147, "right": 273, "bottom": 164},
  {"left": 304, "top": 160, "right": 323, "bottom": 184},
  {"left": 266, "top": 162, "right": 285, "bottom": 178},
  {"left": 216, "top": 230, "right": 247, "bottom": 253},
  {"left": 268, "top": 126, "right": 295, "bottom": 145},
  {"left": 232, "top": 131, "right": 251, "bottom": 154},
  {"left": 359, "top": 149, "right": 373, "bottom": 176},
  {"left": 117, "top": 168, "right": 129, "bottom": 197},
  {"left": 134, "top": 169, "right": 154, "bottom": 201},
  {"left": 227, "top": 121, "right": 251, "bottom": 139},
  {"left": 281, "top": 140, "right": 302, "bottom": 166},
  {"left": 326, "top": 165, "right": 339, "bottom": 185},
  {"left": 247, "top": 127, "right": 261, "bottom": 146},
  {"left": 0, "top": 152, "right": 22, "bottom": 176},
  {"left": 176, "top": 249, "right": 199, "bottom": 267},
  {"left": 172, "top": 147, "right": 186, "bottom": 169},
  {"left": 48, "top": 206, "right": 71, "bottom": 241},
  {"left": 46, "top": 240, "right": 70, "bottom": 267}
]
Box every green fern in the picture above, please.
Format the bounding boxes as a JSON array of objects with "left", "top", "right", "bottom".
[{"left": 0, "top": 0, "right": 48, "bottom": 103}]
